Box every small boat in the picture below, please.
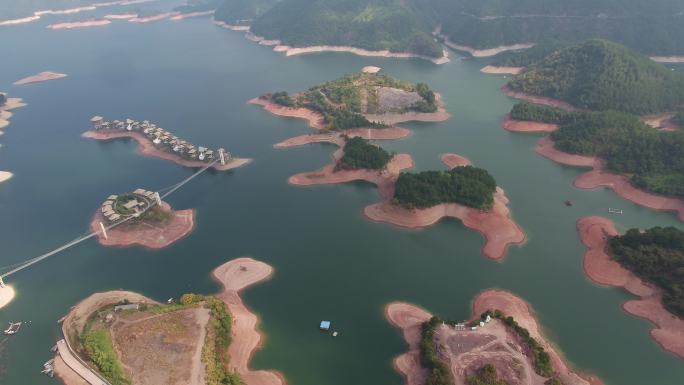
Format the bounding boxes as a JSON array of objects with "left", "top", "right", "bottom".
[
  {"left": 42, "top": 359, "right": 54, "bottom": 377},
  {"left": 564, "top": 200, "right": 573, "bottom": 206},
  {"left": 167, "top": 298, "right": 174, "bottom": 304},
  {"left": 57, "top": 316, "right": 65, "bottom": 324},
  {"left": 608, "top": 208, "right": 623, "bottom": 214},
  {"left": 332, "top": 331, "right": 338, "bottom": 337},
  {"left": 4, "top": 321, "right": 22, "bottom": 335}
]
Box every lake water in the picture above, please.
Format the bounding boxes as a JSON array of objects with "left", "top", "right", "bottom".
[{"left": 1, "top": 2, "right": 684, "bottom": 385}]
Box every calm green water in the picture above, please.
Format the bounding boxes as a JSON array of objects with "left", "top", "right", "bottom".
[{"left": 1, "top": 4, "right": 684, "bottom": 385}]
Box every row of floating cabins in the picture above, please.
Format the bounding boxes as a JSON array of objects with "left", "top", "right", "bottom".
[{"left": 90, "top": 116, "right": 230, "bottom": 165}]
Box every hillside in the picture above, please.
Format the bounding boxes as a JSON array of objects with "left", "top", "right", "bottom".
[
  {"left": 507, "top": 39, "right": 684, "bottom": 114},
  {"left": 217, "top": 0, "right": 443, "bottom": 58}
]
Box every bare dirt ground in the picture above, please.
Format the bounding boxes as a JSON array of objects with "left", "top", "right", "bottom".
[
  {"left": 481, "top": 66, "right": 524, "bottom": 75},
  {"left": 387, "top": 292, "right": 600, "bottom": 385},
  {"left": 501, "top": 86, "right": 578, "bottom": 112},
  {"left": 364, "top": 93, "right": 450, "bottom": 125},
  {"left": 90, "top": 202, "right": 195, "bottom": 249},
  {"left": 110, "top": 307, "right": 210, "bottom": 385},
  {"left": 13, "top": 71, "right": 67, "bottom": 85},
  {"left": 375, "top": 87, "right": 423, "bottom": 113},
  {"left": 577, "top": 217, "right": 684, "bottom": 359},
  {"left": 502, "top": 115, "right": 559, "bottom": 133}
]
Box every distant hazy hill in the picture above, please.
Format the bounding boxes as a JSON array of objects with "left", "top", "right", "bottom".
[
  {"left": 508, "top": 39, "right": 684, "bottom": 114},
  {"left": 0, "top": 0, "right": 96, "bottom": 18},
  {"left": 217, "top": 0, "right": 443, "bottom": 58}
]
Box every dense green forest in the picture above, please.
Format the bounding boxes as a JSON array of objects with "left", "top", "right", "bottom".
[
  {"left": 393, "top": 166, "right": 497, "bottom": 209},
  {"left": 507, "top": 40, "right": 684, "bottom": 114},
  {"left": 268, "top": 72, "right": 438, "bottom": 130},
  {"left": 511, "top": 102, "right": 684, "bottom": 197},
  {"left": 609, "top": 227, "right": 684, "bottom": 319},
  {"left": 420, "top": 316, "right": 454, "bottom": 385},
  {"left": 243, "top": 0, "right": 443, "bottom": 57},
  {"left": 211, "top": 0, "right": 684, "bottom": 56},
  {"left": 338, "top": 136, "right": 391, "bottom": 170},
  {"left": 492, "top": 41, "right": 566, "bottom": 67}
]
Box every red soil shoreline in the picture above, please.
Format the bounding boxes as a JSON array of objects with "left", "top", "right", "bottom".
[
  {"left": 14, "top": 71, "right": 67, "bottom": 85},
  {"left": 47, "top": 19, "right": 111, "bottom": 29},
  {"left": 89, "top": 202, "right": 195, "bottom": 249},
  {"left": 577, "top": 216, "right": 684, "bottom": 359},
  {"left": 501, "top": 85, "right": 578, "bottom": 112},
  {"left": 363, "top": 153, "right": 525, "bottom": 261},
  {"left": 387, "top": 290, "right": 601, "bottom": 385},
  {"left": 502, "top": 114, "right": 559, "bottom": 133},
  {"left": 82, "top": 130, "right": 252, "bottom": 171},
  {"left": 480, "top": 66, "right": 524, "bottom": 75},
  {"left": 535, "top": 137, "right": 684, "bottom": 221},
  {"left": 211, "top": 258, "right": 285, "bottom": 385}
]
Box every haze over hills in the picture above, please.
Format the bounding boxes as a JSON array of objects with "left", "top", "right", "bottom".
[{"left": 508, "top": 39, "right": 684, "bottom": 114}]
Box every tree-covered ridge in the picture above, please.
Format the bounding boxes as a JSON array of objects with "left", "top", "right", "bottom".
[
  {"left": 221, "top": 0, "right": 443, "bottom": 57},
  {"left": 337, "top": 136, "right": 391, "bottom": 171},
  {"left": 492, "top": 41, "right": 566, "bottom": 67},
  {"left": 510, "top": 102, "right": 684, "bottom": 197},
  {"left": 420, "top": 316, "right": 454, "bottom": 385},
  {"left": 214, "top": 0, "right": 279, "bottom": 25},
  {"left": 507, "top": 39, "right": 684, "bottom": 115},
  {"left": 609, "top": 226, "right": 684, "bottom": 319},
  {"left": 394, "top": 166, "right": 497, "bottom": 210},
  {"left": 268, "top": 72, "right": 438, "bottom": 130}
]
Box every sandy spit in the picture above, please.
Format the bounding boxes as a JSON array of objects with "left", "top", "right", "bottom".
[
  {"left": 650, "top": 56, "right": 684, "bottom": 63},
  {"left": 502, "top": 114, "right": 559, "bottom": 133},
  {"left": 473, "top": 289, "right": 598, "bottom": 385},
  {"left": 14, "top": 71, "right": 67, "bottom": 85},
  {"left": 170, "top": 11, "right": 215, "bottom": 21},
  {"left": 129, "top": 12, "right": 180, "bottom": 23},
  {"left": 442, "top": 38, "right": 533, "bottom": 57},
  {"left": 480, "top": 65, "right": 524, "bottom": 75},
  {"left": 535, "top": 137, "right": 684, "bottom": 221},
  {"left": 0, "top": 171, "right": 13, "bottom": 184},
  {"left": 90, "top": 202, "right": 195, "bottom": 249},
  {"left": 0, "top": 15, "right": 41, "bottom": 26},
  {"left": 362, "top": 66, "right": 382, "bottom": 74},
  {"left": 640, "top": 113, "right": 679, "bottom": 131},
  {"left": 0, "top": 285, "right": 16, "bottom": 309},
  {"left": 0, "top": 97, "right": 27, "bottom": 130},
  {"left": 212, "top": 258, "right": 285, "bottom": 385},
  {"left": 47, "top": 19, "right": 111, "bottom": 29},
  {"left": 104, "top": 13, "right": 138, "bottom": 20},
  {"left": 82, "top": 130, "right": 252, "bottom": 171},
  {"left": 501, "top": 85, "right": 578, "bottom": 112},
  {"left": 249, "top": 97, "right": 327, "bottom": 129},
  {"left": 440, "top": 153, "right": 471, "bottom": 168},
  {"left": 385, "top": 303, "right": 432, "bottom": 385},
  {"left": 577, "top": 217, "right": 684, "bottom": 359}
]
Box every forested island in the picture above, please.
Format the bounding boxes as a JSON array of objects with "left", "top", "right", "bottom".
[
  {"left": 609, "top": 226, "right": 684, "bottom": 319},
  {"left": 337, "top": 136, "right": 391, "bottom": 171},
  {"left": 393, "top": 166, "right": 497, "bottom": 210},
  {"left": 252, "top": 71, "right": 447, "bottom": 131},
  {"left": 507, "top": 39, "right": 684, "bottom": 114}
]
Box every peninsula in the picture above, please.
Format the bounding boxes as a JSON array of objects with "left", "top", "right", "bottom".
[
  {"left": 13, "top": 71, "right": 68, "bottom": 85},
  {"left": 1, "top": 93, "right": 27, "bottom": 184},
  {"left": 251, "top": 71, "right": 449, "bottom": 132},
  {"left": 83, "top": 116, "right": 251, "bottom": 171},
  {"left": 365, "top": 153, "right": 525, "bottom": 260},
  {"left": 577, "top": 217, "right": 684, "bottom": 359},
  {"left": 386, "top": 289, "right": 601, "bottom": 385},
  {"left": 500, "top": 40, "right": 684, "bottom": 220},
  {"left": 54, "top": 257, "right": 280, "bottom": 385},
  {"left": 90, "top": 189, "right": 195, "bottom": 249}
]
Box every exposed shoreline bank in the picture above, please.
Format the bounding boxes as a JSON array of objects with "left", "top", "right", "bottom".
[
  {"left": 387, "top": 289, "right": 600, "bottom": 385},
  {"left": 82, "top": 130, "right": 252, "bottom": 171},
  {"left": 214, "top": 21, "right": 450, "bottom": 64},
  {"left": 14, "top": 71, "right": 67, "bottom": 85},
  {"left": 501, "top": 85, "right": 579, "bottom": 112},
  {"left": 577, "top": 217, "right": 684, "bottom": 359},
  {"left": 480, "top": 65, "right": 524, "bottom": 75},
  {"left": 364, "top": 154, "right": 525, "bottom": 261},
  {"left": 89, "top": 202, "right": 195, "bottom": 249},
  {"left": 211, "top": 258, "right": 285, "bottom": 385}
]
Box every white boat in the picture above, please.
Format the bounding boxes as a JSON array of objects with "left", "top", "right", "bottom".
[
  {"left": 198, "top": 152, "right": 205, "bottom": 161},
  {"left": 153, "top": 137, "right": 161, "bottom": 145},
  {"left": 126, "top": 124, "right": 132, "bottom": 131},
  {"left": 4, "top": 321, "right": 22, "bottom": 335}
]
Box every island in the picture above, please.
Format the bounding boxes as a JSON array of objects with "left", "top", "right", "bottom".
[
  {"left": 47, "top": 19, "right": 112, "bottom": 29},
  {"left": 13, "top": 71, "right": 68, "bottom": 85},
  {"left": 500, "top": 40, "right": 684, "bottom": 220},
  {"left": 577, "top": 217, "right": 684, "bottom": 359},
  {"left": 0, "top": 93, "right": 27, "bottom": 184},
  {"left": 83, "top": 116, "right": 251, "bottom": 171},
  {"left": 250, "top": 71, "right": 449, "bottom": 133},
  {"left": 386, "top": 289, "right": 602, "bottom": 385},
  {"left": 365, "top": 153, "right": 525, "bottom": 260},
  {"left": 53, "top": 257, "right": 281, "bottom": 385},
  {"left": 214, "top": 0, "right": 449, "bottom": 63},
  {"left": 89, "top": 189, "right": 195, "bottom": 249}
]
